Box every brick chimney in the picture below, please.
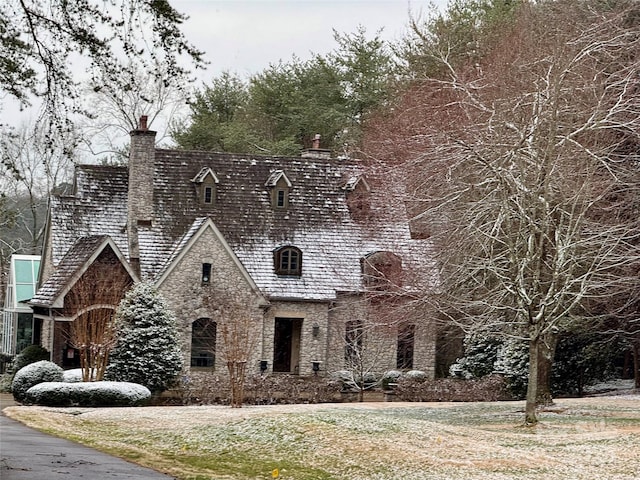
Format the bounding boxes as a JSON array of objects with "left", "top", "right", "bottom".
[
  {"left": 127, "top": 115, "right": 156, "bottom": 275},
  {"left": 301, "top": 133, "right": 331, "bottom": 159}
]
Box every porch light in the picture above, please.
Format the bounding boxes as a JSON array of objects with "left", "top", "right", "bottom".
[
  {"left": 312, "top": 322, "right": 320, "bottom": 338},
  {"left": 312, "top": 361, "right": 321, "bottom": 375},
  {"left": 260, "top": 360, "right": 268, "bottom": 373}
]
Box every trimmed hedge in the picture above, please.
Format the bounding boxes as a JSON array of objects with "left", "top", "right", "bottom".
[
  {"left": 173, "top": 372, "right": 342, "bottom": 405},
  {"left": 12, "top": 360, "right": 64, "bottom": 403},
  {"left": 24, "top": 381, "right": 151, "bottom": 407},
  {"left": 394, "top": 374, "right": 511, "bottom": 402}
]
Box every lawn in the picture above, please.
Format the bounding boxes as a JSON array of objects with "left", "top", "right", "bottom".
[{"left": 4, "top": 395, "right": 640, "bottom": 480}]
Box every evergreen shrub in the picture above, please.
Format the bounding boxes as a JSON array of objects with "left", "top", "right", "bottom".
[
  {"left": 106, "top": 282, "right": 183, "bottom": 393},
  {"left": 11, "top": 345, "right": 50, "bottom": 373},
  {"left": 11, "top": 360, "right": 63, "bottom": 402},
  {"left": 24, "top": 381, "right": 151, "bottom": 407}
]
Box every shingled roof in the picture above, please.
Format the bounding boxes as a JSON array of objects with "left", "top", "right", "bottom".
[
  {"left": 45, "top": 148, "right": 432, "bottom": 302},
  {"left": 30, "top": 235, "right": 136, "bottom": 309}
]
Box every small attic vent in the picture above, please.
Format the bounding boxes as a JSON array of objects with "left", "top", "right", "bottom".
[{"left": 191, "top": 168, "right": 220, "bottom": 206}]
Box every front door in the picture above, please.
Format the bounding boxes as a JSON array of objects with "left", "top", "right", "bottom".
[{"left": 273, "top": 318, "right": 302, "bottom": 373}]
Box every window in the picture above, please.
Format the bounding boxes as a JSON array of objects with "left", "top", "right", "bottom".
[
  {"left": 204, "top": 186, "right": 213, "bottom": 204},
  {"left": 274, "top": 246, "right": 302, "bottom": 276},
  {"left": 343, "top": 175, "right": 371, "bottom": 219},
  {"left": 345, "top": 320, "right": 363, "bottom": 367},
  {"left": 397, "top": 324, "right": 415, "bottom": 370},
  {"left": 361, "top": 251, "right": 403, "bottom": 290},
  {"left": 191, "top": 318, "right": 216, "bottom": 368},
  {"left": 202, "top": 263, "right": 212, "bottom": 284},
  {"left": 276, "top": 189, "right": 286, "bottom": 208},
  {"left": 13, "top": 256, "right": 40, "bottom": 304}
]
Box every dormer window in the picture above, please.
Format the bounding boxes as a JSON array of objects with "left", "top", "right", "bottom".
[
  {"left": 361, "top": 251, "right": 402, "bottom": 290},
  {"left": 265, "top": 170, "right": 292, "bottom": 209},
  {"left": 274, "top": 246, "right": 302, "bottom": 276},
  {"left": 191, "top": 167, "right": 220, "bottom": 206},
  {"left": 343, "top": 175, "right": 371, "bottom": 219}
]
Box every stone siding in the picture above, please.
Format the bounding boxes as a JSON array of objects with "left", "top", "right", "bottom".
[{"left": 157, "top": 226, "right": 265, "bottom": 375}]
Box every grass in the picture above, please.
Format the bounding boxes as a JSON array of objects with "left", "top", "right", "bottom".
[{"left": 4, "top": 396, "right": 640, "bottom": 480}]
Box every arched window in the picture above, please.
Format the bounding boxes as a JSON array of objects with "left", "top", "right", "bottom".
[
  {"left": 274, "top": 246, "right": 302, "bottom": 276},
  {"left": 191, "top": 318, "right": 216, "bottom": 368},
  {"left": 361, "top": 251, "right": 403, "bottom": 290}
]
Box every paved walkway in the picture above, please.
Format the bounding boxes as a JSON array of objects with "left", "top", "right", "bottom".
[{"left": 1, "top": 394, "right": 176, "bottom": 479}]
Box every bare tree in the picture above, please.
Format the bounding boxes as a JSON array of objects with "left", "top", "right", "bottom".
[
  {"left": 0, "top": 122, "right": 74, "bottom": 309},
  {"left": 0, "top": 121, "right": 74, "bottom": 254},
  {"left": 79, "top": 62, "right": 190, "bottom": 161},
  {"left": 202, "top": 288, "right": 262, "bottom": 408},
  {"left": 364, "top": 2, "right": 640, "bottom": 424},
  {"left": 332, "top": 260, "right": 429, "bottom": 401},
  {"left": 2, "top": 0, "right": 204, "bottom": 144},
  {"left": 64, "top": 258, "right": 133, "bottom": 381}
]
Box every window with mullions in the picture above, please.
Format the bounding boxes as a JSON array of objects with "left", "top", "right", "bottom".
[
  {"left": 191, "top": 318, "right": 216, "bottom": 368},
  {"left": 204, "top": 186, "right": 213, "bottom": 204},
  {"left": 13, "top": 256, "right": 41, "bottom": 304},
  {"left": 274, "top": 246, "right": 302, "bottom": 276}
]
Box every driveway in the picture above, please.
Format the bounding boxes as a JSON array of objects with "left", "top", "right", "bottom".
[{"left": 1, "top": 394, "right": 176, "bottom": 480}]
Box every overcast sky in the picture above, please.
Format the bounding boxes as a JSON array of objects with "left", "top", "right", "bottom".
[
  {"left": 4, "top": 1, "right": 448, "bottom": 141},
  {"left": 172, "top": 0, "right": 446, "bottom": 81}
]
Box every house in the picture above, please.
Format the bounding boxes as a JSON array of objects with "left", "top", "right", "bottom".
[{"left": 29, "top": 117, "right": 436, "bottom": 379}]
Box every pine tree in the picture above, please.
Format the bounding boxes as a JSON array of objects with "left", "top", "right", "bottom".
[{"left": 106, "top": 282, "right": 183, "bottom": 393}]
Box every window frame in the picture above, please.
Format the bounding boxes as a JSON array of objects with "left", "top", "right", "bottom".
[
  {"left": 276, "top": 188, "right": 287, "bottom": 208},
  {"left": 345, "top": 319, "right": 364, "bottom": 367},
  {"left": 190, "top": 318, "right": 217, "bottom": 368},
  {"left": 396, "top": 324, "right": 416, "bottom": 370},
  {"left": 201, "top": 263, "right": 212, "bottom": 285},
  {"left": 204, "top": 186, "right": 213, "bottom": 204},
  {"left": 274, "top": 246, "right": 302, "bottom": 276}
]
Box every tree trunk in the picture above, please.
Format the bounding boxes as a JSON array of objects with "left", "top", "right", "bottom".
[
  {"left": 228, "top": 360, "right": 247, "bottom": 408},
  {"left": 525, "top": 337, "right": 540, "bottom": 425},
  {"left": 536, "top": 331, "right": 558, "bottom": 406}
]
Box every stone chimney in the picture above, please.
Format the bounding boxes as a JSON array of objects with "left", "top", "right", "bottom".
[
  {"left": 127, "top": 115, "right": 156, "bottom": 274},
  {"left": 301, "top": 133, "right": 331, "bottom": 159}
]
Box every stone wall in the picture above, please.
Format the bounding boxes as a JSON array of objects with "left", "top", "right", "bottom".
[
  {"left": 156, "top": 224, "right": 436, "bottom": 381},
  {"left": 157, "top": 226, "right": 265, "bottom": 376}
]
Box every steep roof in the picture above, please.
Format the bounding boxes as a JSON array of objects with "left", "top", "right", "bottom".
[
  {"left": 30, "top": 235, "right": 136, "bottom": 308},
  {"left": 46, "top": 149, "right": 433, "bottom": 301}
]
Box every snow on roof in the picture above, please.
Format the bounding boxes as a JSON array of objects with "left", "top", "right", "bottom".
[{"left": 44, "top": 150, "right": 434, "bottom": 302}]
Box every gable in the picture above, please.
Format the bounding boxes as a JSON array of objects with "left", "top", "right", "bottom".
[
  {"left": 155, "top": 218, "right": 265, "bottom": 304},
  {"left": 30, "top": 236, "right": 138, "bottom": 311}
]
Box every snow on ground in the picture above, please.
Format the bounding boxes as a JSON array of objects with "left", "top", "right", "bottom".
[{"left": 5, "top": 392, "right": 640, "bottom": 480}]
